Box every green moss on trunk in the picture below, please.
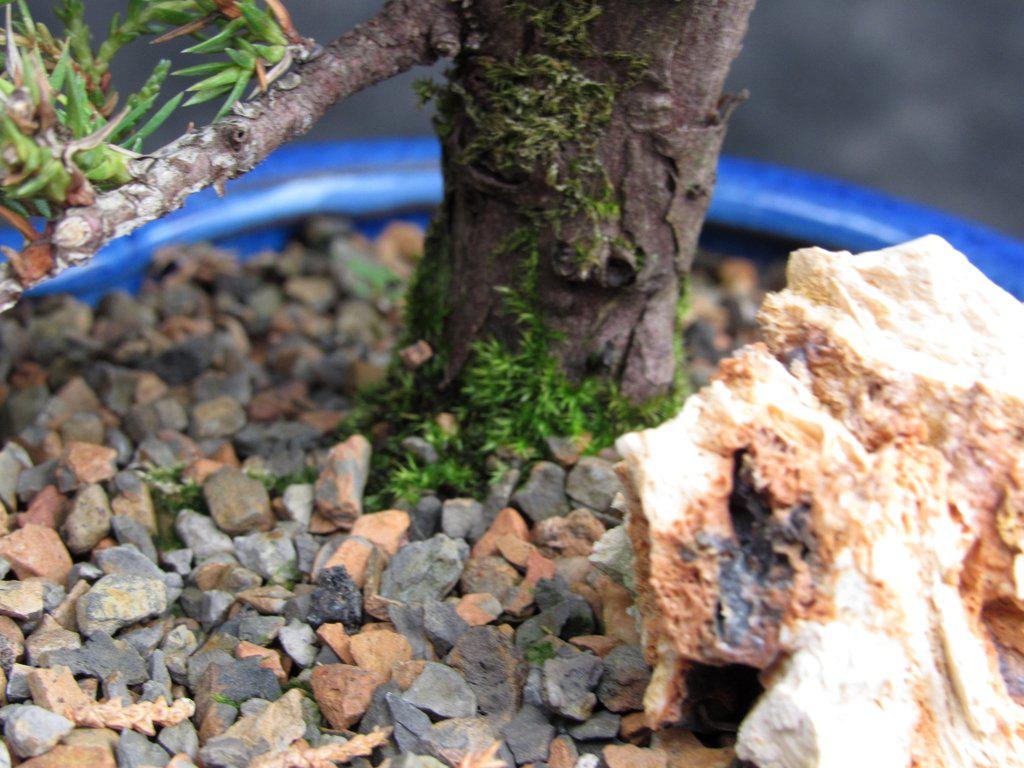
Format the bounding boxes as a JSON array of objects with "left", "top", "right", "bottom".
[{"left": 344, "top": 0, "right": 693, "bottom": 504}]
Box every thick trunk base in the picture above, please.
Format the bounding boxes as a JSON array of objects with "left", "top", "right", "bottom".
[{"left": 410, "top": 0, "right": 755, "bottom": 403}]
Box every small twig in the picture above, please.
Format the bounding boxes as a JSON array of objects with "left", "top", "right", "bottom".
[
  {"left": 265, "top": 0, "right": 301, "bottom": 43},
  {"left": 0, "top": 0, "right": 463, "bottom": 313},
  {"left": 5, "top": 6, "right": 23, "bottom": 85},
  {"left": 63, "top": 106, "right": 131, "bottom": 158},
  {"left": 255, "top": 58, "right": 269, "bottom": 92},
  {"left": 151, "top": 13, "right": 218, "bottom": 45},
  {"left": 0, "top": 204, "right": 39, "bottom": 241},
  {"left": 212, "top": 0, "right": 243, "bottom": 21}
]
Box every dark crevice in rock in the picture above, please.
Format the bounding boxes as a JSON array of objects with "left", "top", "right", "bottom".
[
  {"left": 713, "top": 450, "right": 815, "bottom": 662},
  {"left": 682, "top": 662, "right": 763, "bottom": 743},
  {"left": 983, "top": 600, "right": 1024, "bottom": 704}
]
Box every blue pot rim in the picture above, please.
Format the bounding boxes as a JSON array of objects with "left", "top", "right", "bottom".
[{"left": 7, "top": 137, "right": 1023, "bottom": 300}]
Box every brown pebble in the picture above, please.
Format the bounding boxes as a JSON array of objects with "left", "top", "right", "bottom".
[
  {"left": 209, "top": 441, "right": 240, "bottom": 466},
  {"left": 0, "top": 524, "right": 73, "bottom": 583},
  {"left": 619, "top": 711, "right": 651, "bottom": 744},
  {"left": 16, "top": 485, "right": 67, "bottom": 529},
  {"left": 460, "top": 556, "right": 522, "bottom": 613},
  {"left": 62, "top": 729, "right": 120, "bottom": 752},
  {"left": 317, "top": 536, "right": 375, "bottom": 586},
  {"left": 316, "top": 623, "right": 354, "bottom": 664},
  {"left": 182, "top": 458, "right": 225, "bottom": 484},
  {"left": 359, "top": 621, "right": 397, "bottom": 633},
  {"left": 472, "top": 507, "right": 530, "bottom": 558},
  {"left": 0, "top": 615, "right": 24, "bottom": 652},
  {"left": 311, "top": 664, "right": 379, "bottom": 730},
  {"left": 522, "top": 549, "right": 556, "bottom": 586},
  {"left": 59, "top": 442, "right": 118, "bottom": 487},
  {"left": 375, "top": 220, "right": 424, "bottom": 275},
  {"left": 235, "top": 640, "right": 290, "bottom": 682},
  {"left": 399, "top": 340, "right": 433, "bottom": 370},
  {"left": 314, "top": 435, "right": 371, "bottom": 528},
  {"left": 533, "top": 508, "right": 606, "bottom": 557},
  {"left": 17, "top": 744, "right": 116, "bottom": 768},
  {"left": 495, "top": 535, "right": 535, "bottom": 569},
  {"left": 570, "top": 635, "right": 622, "bottom": 657},
  {"left": 50, "top": 580, "right": 89, "bottom": 630},
  {"left": 599, "top": 576, "right": 642, "bottom": 646},
  {"left": 308, "top": 512, "right": 343, "bottom": 534},
  {"left": 199, "top": 702, "right": 238, "bottom": 743},
  {"left": 651, "top": 728, "right": 736, "bottom": 768},
  {"left": 504, "top": 584, "right": 536, "bottom": 616},
  {"left": 298, "top": 410, "right": 345, "bottom": 433},
  {"left": 392, "top": 659, "right": 427, "bottom": 690},
  {"left": 133, "top": 373, "right": 168, "bottom": 406},
  {"left": 603, "top": 744, "right": 668, "bottom": 768},
  {"left": 548, "top": 735, "right": 579, "bottom": 768},
  {"left": 717, "top": 256, "right": 759, "bottom": 296},
  {"left": 456, "top": 593, "right": 502, "bottom": 626},
  {"left": 27, "top": 665, "right": 90, "bottom": 717},
  {"left": 349, "top": 509, "right": 410, "bottom": 557},
  {"left": 349, "top": 630, "right": 413, "bottom": 682}
]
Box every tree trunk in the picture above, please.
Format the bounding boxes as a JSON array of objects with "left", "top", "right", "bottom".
[{"left": 414, "top": 0, "right": 756, "bottom": 402}]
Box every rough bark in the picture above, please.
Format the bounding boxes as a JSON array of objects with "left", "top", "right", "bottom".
[
  {"left": 429, "top": 0, "right": 756, "bottom": 401},
  {"left": 0, "top": 0, "right": 461, "bottom": 313},
  {"left": 617, "top": 236, "right": 1024, "bottom": 766}
]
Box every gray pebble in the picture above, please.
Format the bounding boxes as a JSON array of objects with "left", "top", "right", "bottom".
[
  {"left": 175, "top": 509, "right": 235, "bottom": 561},
  {"left": 542, "top": 653, "right": 603, "bottom": 721},
  {"left": 111, "top": 515, "right": 158, "bottom": 562},
  {"left": 93, "top": 544, "right": 164, "bottom": 579},
  {"left": 422, "top": 599, "right": 470, "bottom": 656},
  {"left": 233, "top": 529, "right": 297, "bottom": 585},
  {"left": 385, "top": 692, "right": 432, "bottom": 754},
  {"left": 238, "top": 615, "right": 286, "bottom": 646},
  {"left": 402, "top": 662, "right": 477, "bottom": 719},
  {"left": 409, "top": 495, "right": 442, "bottom": 541},
  {"left": 159, "top": 718, "right": 200, "bottom": 759},
  {"left": 117, "top": 728, "right": 171, "bottom": 768},
  {"left": 441, "top": 498, "right": 486, "bottom": 542},
  {"left": 160, "top": 548, "right": 194, "bottom": 576},
  {"left": 281, "top": 484, "right": 314, "bottom": 527},
  {"left": 0, "top": 444, "right": 31, "bottom": 512},
  {"left": 567, "top": 710, "right": 621, "bottom": 741},
  {"left": 61, "top": 483, "right": 112, "bottom": 554},
  {"left": 502, "top": 705, "right": 555, "bottom": 764},
  {"left": 3, "top": 705, "right": 73, "bottom": 758},
  {"left": 379, "top": 534, "right": 467, "bottom": 604},
  {"left": 76, "top": 573, "right": 167, "bottom": 636},
  {"left": 179, "top": 587, "right": 235, "bottom": 630},
  {"left": 512, "top": 462, "right": 569, "bottom": 522},
  {"left": 204, "top": 467, "right": 273, "bottom": 535},
  {"left": 278, "top": 619, "right": 317, "bottom": 668},
  {"left": 48, "top": 631, "right": 149, "bottom": 684},
  {"left": 566, "top": 457, "right": 622, "bottom": 512}
]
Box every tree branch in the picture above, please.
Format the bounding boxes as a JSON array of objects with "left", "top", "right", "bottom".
[{"left": 0, "top": 0, "right": 461, "bottom": 313}]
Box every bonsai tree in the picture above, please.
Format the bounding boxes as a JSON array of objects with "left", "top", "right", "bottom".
[{"left": 0, "top": 0, "right": 756, "bottom": 493}]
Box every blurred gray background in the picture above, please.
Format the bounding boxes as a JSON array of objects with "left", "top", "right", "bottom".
[{"left": 58, "top": 1, "right": 1024, "bottom": 236}]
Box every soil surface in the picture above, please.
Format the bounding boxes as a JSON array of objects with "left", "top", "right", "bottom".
[{"left": 0, "top": 218, "right": 771, "bottom": 767}]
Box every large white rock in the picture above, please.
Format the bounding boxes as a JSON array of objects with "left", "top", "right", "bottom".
[{"left": 616, "top": 236, "right": 1024, "bottom": 767}]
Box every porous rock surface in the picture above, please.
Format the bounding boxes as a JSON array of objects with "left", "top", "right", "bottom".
[{"left": 616, "top": 236, "right": 1024, "bottom": 767}]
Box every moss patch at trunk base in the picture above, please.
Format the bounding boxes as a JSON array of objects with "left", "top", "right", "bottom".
[{"left": 345, "top": 239, "right": 689, "bottom": 506}]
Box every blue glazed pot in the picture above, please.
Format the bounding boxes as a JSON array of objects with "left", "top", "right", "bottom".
[{"left": 6, "top": 138, "right": 1023, "bottom": 302}]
